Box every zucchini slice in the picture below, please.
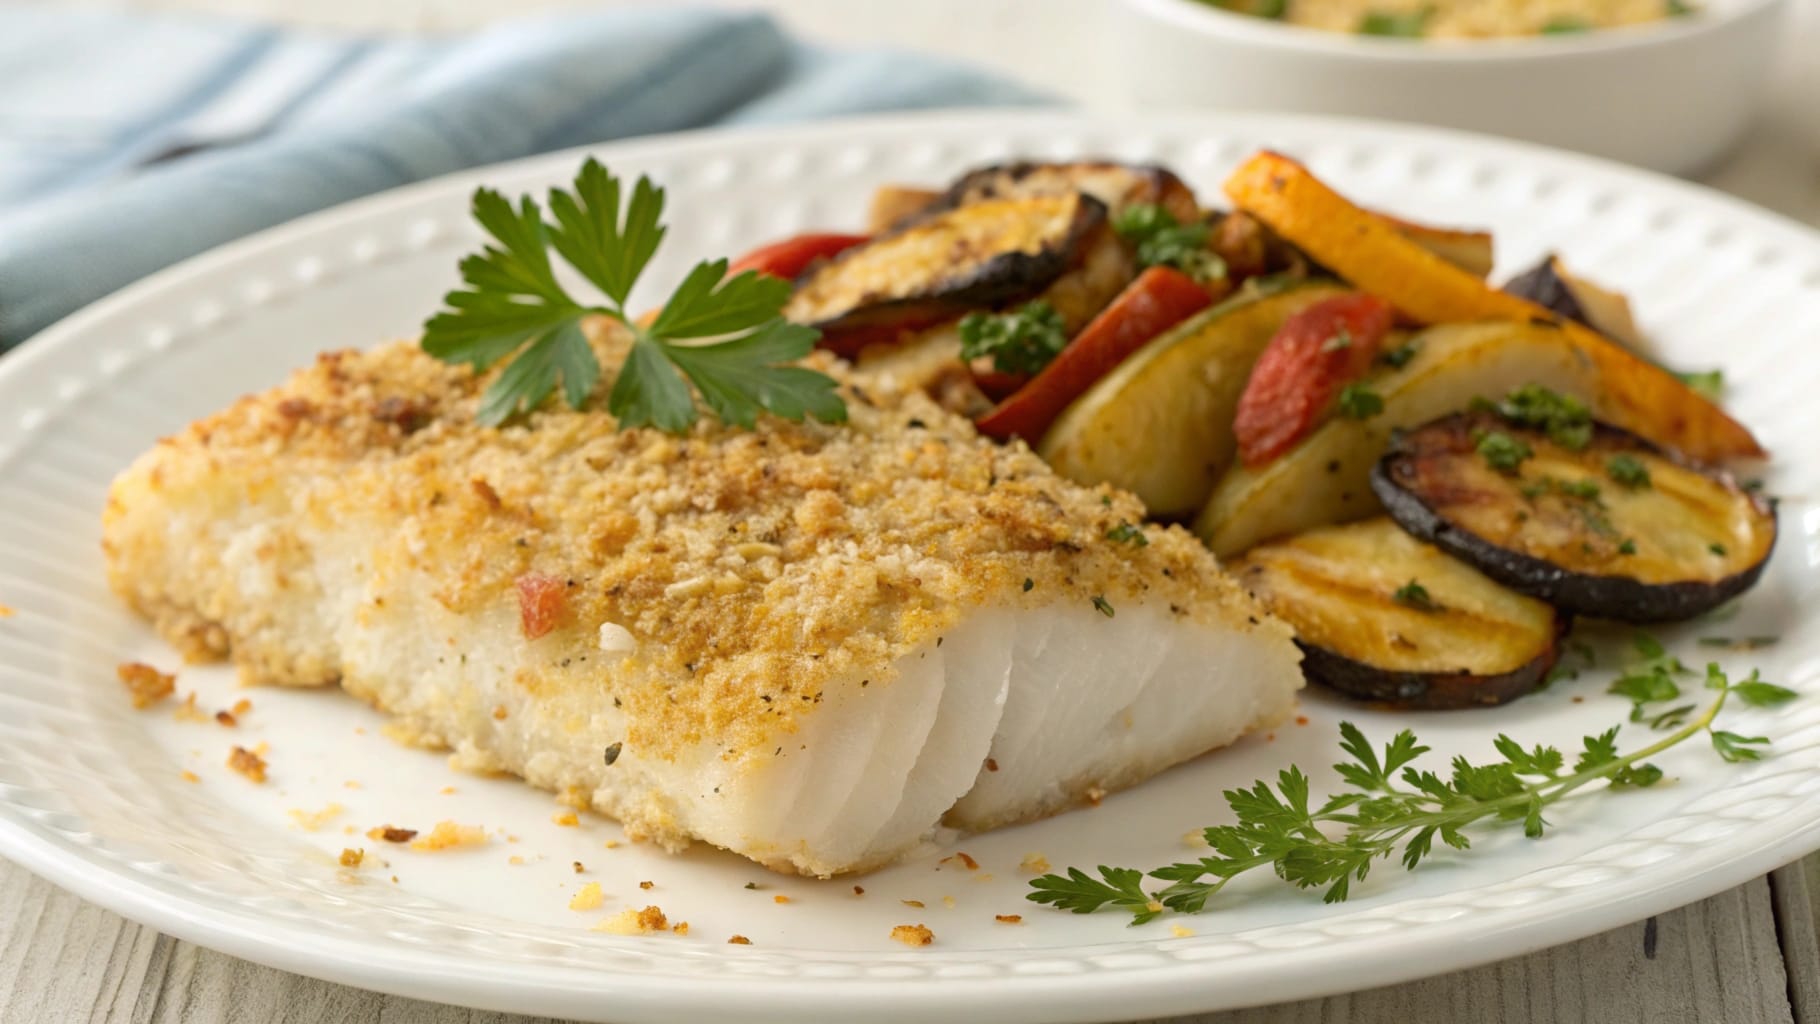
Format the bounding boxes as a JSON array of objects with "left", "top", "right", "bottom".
[
  {"left": 1372, "top": 412, "right": 1776, "bottom": 622},
  {"left": 934, "top": 161, "right": 1200, "bottom": 222},
  {"left": 1233, "top": 518, "right": 1567, "bottom": 709},
  {"left": 785, "top": 191, "right": 1107, "bottom": 334}
]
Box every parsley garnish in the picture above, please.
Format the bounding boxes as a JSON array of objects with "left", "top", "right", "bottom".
[
  {"left": 1321, "top": 328, "right": 1354, "bottom": 352},
  {"left": 1676, "top": 369, "right": 1723, "bottom": 398},
  {"left": 1393, "top": 579, "right": 1438, "bottom": 611},
  {"left": 958, "top": 301, "right": 1068, "bottom": 375},
  {"left": 1359, "top": 7, "right": 1431, "bottom": 36},
  {"left": 1618, "top": 538, "right": 1637, "bottom": 555},
  {"left": 1091, "top": 595, "right": 1116, "bottom": 618},
  {"left": 1378, "top": 342, "right": 1419, "bottom": 369},
  {"left": 1112, "top": 204, "right": 1227, "bottom": 283},
  {"left": 1337, "top": 383, "right": 1384, "bottom": 419},
  {"left": 422, "top": 159, "right": 846, "bottom": 431},
  {"left": 1606, "top": 454, "right": 1651, "bottom": 489},
  {"left": 1106, "top": 522, "right": 1150, "bottom": 547},
  {"left": 1496, "top": 384, "right": 1592, "bottom": 450},
  {"left": 1475, "top": 430, "right": 1533, "bottom": 473},
  {"left": 1028, "top": 656, "right": 1793, "bottom": 923},
  {"left": 1540, "top": 15, "right": 1591, "bottom": 32},
  {"left": 1709, "top": 542, "right": 1728, "bottom": 556}
]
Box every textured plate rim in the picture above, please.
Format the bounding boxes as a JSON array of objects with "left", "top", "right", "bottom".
[{"left": 3, "top": 108, "right": 1820, "bottom": 1024}]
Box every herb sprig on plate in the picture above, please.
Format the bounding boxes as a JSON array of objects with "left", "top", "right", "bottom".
[
  {"left": 1028, "top": 649, "right": 1794, "bottom": 924},
  {"left": 422, "top": 159, "right": 846, "bottom": 431}
]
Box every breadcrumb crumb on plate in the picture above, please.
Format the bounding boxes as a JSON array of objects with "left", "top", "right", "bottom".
[
  {"left": 891, "top": 924, "right": 935, "bottom": 947},
  {"left": 0, "top": 603, "right": 14, "bottom": 618},
  {"left": 408, "top": 821, "right": 488, "bottom": 851},
  {"left": 569, "top": 882, "right": 604, "bottom": 911},
  {"left": 287, "top": 804, "right": 343, "bottom": 831},
  {"left": 592, "top": 906, "right": 667, "bottom": 935},
  {"left": 116, "top": 662, "right": 174, "bottom": 709},
  {"left": 226, "top": 746, "right": 266, "bottom": 783},
  {"left": 338, "top": 848, "right": 364, "bottom": 868},
  {"left": 367, "top": 825, "right": 417, "bottom": 843}
]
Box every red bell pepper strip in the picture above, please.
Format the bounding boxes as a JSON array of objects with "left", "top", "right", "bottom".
[
  {"left": 727, "top": 232, "right": 870, "bottom": 282},
  {"left": 1232, "top": 293, "right": 1395, "bottom": 468},
  {"left": 975, "top": 266, "right": 1215, "bottom": 442}
]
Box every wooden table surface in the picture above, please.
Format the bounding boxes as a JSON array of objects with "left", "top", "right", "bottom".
[{"left": 12, "top": 0, "right": 1820, "bottom": 1021}]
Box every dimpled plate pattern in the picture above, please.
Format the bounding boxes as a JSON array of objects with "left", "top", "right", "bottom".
[{"left": 1, "top": 111, "right": 1819, "bottom": 1024}]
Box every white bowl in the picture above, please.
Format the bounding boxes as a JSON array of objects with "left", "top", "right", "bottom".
[{"left": 1112, "top": 0, "right": 1789, "bottom": 175}]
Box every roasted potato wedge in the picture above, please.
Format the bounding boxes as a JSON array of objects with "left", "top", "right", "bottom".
[
  {"left": 1503, "top": 255, "right": 1645, "bottom": 350},
  {"left": 1372, "top": 412, "right": 1776, "bottom": 622},
  {"left": 932, "top": 160, "right": 1201, "bottom": 223},
  {"left": 785, "top": 191, "right": 1107, "bottom": 336},
  {"left": 1039, "top": 279, "right": 1350, "bottom": 518},
  {"left": 1199, "top": 320, "right": 1625, "bottom": 556},
  {"left": 1233, "top": 518, "right": 1567, "bottom": 709},
  {"left": 1222, "top": 151, "right": 1762, "bottom": 463}
]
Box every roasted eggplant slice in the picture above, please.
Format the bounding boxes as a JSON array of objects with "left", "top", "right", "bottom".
[
  {"left": 1503, "top": 255, "right": 1644, "bottom": 348},
  {"left": 784, "top": 192, "right": 1107, "bottom": 341},
  {"left": 1372, "top": 411, "right": 1776, "bottom": 622},
  {"left": 1233, "top": 518, "right": 1567, "bottom": 709},
  {"left": 933, "top": 161, "right": 1201, "bottom": 223}
]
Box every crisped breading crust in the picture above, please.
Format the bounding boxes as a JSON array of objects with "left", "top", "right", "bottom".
[{"left": 104, "top": 324, "right": 1290, "bottom": 863}]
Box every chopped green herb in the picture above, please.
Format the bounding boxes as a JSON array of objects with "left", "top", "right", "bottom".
[
  {"left": 1496, "top": 384, "right": 1592, "bottom": 450},
  {"left": 1606, "top": 454, "right": 1651, "bottom": 489},
  {"left": 1393, "top": 579, "right": 1438, "bottom": 611},
  {"left": 1213, "top": 0, "right": 1289, "bottom": 17},
  {"left": 1676, "top": 369, "right": 1724, "bottom": 399},
  {"left": 1378, "top": 342, "right": 1419, "bottom": 369},
  {"left": 1337, "top": 382, "right": 1385, "bottom": 419},
  {"left": 1557, "top": 478, "right": 1601, "bottom": 501},
  {"left": 1475, "top": 430, "right": 1533, "bottom": 473},
  {"left": 1023, "top": 577, "right": 1035, "bottom": 593},
  {"left": 1029, "top": 658, "right": 1787, "bottom": 923},
  {"left": 422, "top": 159, "right": 845, "bottom": 431},
  {"left": 1322, "top": 328, "right": 1354, "bottom": 352},
  {"left": 1112, "top": 203, "right": 1226, "bottom": 283},
  {"left": 1091, "top": 595, "right": 1115, "bottom": 618},
  {"left": 1359, "top": 7, "right": 1431, "bottom": 36},
  {"left": 958, "top": 300, "right": 1068, "bottom": 376},
  {"left": 1618, "top": 538, "right": 1637, "bottom": 556},
  {"left": 1540, "top": 15, "right": 1591, "bottom": 32},
  {"left": 1666, "top": 0, "right": 1695, "bottom": 13},
  {"left": 1708, "top": 542, "right": 1728, "bottom": 556},
  {"left": 1107, "top": 522, "right": 1150, "bottom": 547}
]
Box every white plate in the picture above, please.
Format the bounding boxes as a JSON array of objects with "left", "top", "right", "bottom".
[{"left": 2, "top": 111, "right": 1819, "bottom": 1024}]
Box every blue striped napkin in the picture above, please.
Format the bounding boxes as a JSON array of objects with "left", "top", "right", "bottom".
[{"left": 0, "top": 7, "right": 1046, "bottom": 348}]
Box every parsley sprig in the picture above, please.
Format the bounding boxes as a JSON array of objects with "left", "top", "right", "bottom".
[
  {"left": 1028, "top": 656, "right": 1794, "bottom": 924},
  {"left": 1113, "top": 204, "right": 1227, "bottom": 283},
  {"left": 422, "top": 159, "right": 846, "bottom": 431}
]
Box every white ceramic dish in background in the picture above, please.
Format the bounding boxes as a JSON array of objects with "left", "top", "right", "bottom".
[
  {"left": 2, "top": 111, "right": 1820, "bottom": 1024},
  {"left": 1113, "top": 0, "right": 1788, "bottom": 175}
]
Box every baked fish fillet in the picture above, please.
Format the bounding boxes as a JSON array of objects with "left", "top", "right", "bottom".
[{"left": 103, "top": 330, "right": 1301, "bottom": 876}]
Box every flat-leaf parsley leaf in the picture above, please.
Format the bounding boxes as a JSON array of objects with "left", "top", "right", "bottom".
[{"left": 423, "top": 158, "right": 846, "bottom": 431}]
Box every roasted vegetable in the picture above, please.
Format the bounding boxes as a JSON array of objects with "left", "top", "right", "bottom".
[
  {"left": 1198, "top": 319, "right": 1664, "bottom": 556},
  {"left": 866, "top": 185, "right": 942, "bottom": 233},
  {"left": 1038, "top": 280, "right": 1350, "bottom": 518},
  {"left": 1222, "top": 150, "right": 1763, "bottom": 462},
  {"left": 1372, "top": 411, "right": 1776, "bottom": 622},
  {"left": 976, "top": 266, "right": 1215, "bottom": 442},
  {"left": 1376, "top": 214, "right": 1495, "bottom": 278},
  {"left": 1233, "top": 518, "right": 1567, "bottom": 709},
  {"left": 1503, "top": 254, "right": 1644, "bottom": 348},
  {"left": 728, "top": 232, "right": 870, "bottom": 282},
  {"left": 785, "top": 192, "right": 1108, "bottom": 351},
  {"left": 1232, "top": 292, "right": 1397, "bottom": 467},
  {"left": 933, "top": 160, "right": 1200, "bottom": 223}
]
